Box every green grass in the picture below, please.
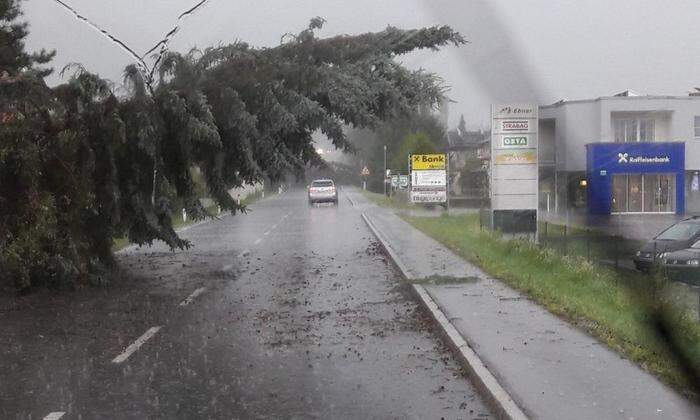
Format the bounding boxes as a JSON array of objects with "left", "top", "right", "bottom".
[
  {"left": 360, "top": 189, "right": 414, "bottom": 210},
  {"left": 405, "top": 213, "right": 700, "bottom": 398},
  {"left": 536, "top": 221, "right": 645, "bottom": 262}
]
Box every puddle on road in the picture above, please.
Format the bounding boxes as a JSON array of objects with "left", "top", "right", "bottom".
[{"left": 410, "top": 275, "right": 481, "bottom": 285}]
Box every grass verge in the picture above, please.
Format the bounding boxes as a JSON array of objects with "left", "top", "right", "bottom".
[
  {"left": 360, "top": 189, "right": 414, "bottom": 210},
  {"left": 404, "top": 213, "right": 700, "bottom": 398}
]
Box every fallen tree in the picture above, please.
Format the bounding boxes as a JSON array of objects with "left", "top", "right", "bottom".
[{"left": 0, "top": 2, "right": 465, "bottom": 290}]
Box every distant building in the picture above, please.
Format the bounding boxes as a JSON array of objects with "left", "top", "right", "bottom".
[
  {"left": 538, "top": 91, "right": 700, "bottom": 215},
  {"left": 447, "top": 126, "right": 490, "bottom": 205}
]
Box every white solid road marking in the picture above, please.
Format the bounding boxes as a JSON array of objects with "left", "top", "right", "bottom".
[
  {"left": 43, "top": 413, "right": 65, "bottom": 420},
  {"left": 254, "top": 238, "right": 262, "bottom": 245},
  {"left": 179, "top": 287, "right": 206, "bottom": 307},
  {"left": 112, "top": 326, "right": 162, "bottom": 364}
]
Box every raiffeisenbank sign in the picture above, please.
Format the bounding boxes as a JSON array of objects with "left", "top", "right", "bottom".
[
  {"left": 616, "top": 152, "right": 671, "bottom": 164},
  {"left": 585, "top": 142, "right": 685, "bottom": 215},
  {"left": 587, "top": 142, "right": 683, "bottom": 172}
]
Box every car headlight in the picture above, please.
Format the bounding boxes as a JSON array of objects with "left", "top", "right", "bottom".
[
  {"left": 635, "top": 250, "right": 641, "bottom": 257},
  {"left": 659, "top": 252, "right": 669, "bottom": 259},
  {"left": 688, "top": 259, "right": 700, "bottom": 266}
]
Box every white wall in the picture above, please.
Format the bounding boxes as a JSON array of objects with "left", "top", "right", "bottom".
[
  {"left": 541, "top": 96, "right": 700, "bottom": 171},
  {"left": 540, "top": 101, "right": 600, "bottom": 171}
]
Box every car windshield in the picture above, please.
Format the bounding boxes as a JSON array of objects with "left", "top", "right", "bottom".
[
  {"left": 311, "top": 181, "right": 333, "bottom": 187},
  {"left": 7, "top": 1, "right": 700, "bottom": 419},
  {"left": 654, "top": 222, "right": 700, "bottom": 241}
]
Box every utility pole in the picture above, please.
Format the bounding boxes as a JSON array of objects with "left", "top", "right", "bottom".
[{"left": 383, "top": 145, "right": 387, "bottom": 196}]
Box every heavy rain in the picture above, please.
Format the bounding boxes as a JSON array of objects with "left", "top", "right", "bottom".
[{"left": 1, "top": 1, "right": 699, "bottom": 419}]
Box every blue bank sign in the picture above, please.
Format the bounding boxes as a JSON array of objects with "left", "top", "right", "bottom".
[{"left": 585, "top": 142, "right": 685, "bottom": 214}]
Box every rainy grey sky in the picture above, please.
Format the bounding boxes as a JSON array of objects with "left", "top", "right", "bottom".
[{"left": 23, "top": 0, "right": 700, "bottom": 128}]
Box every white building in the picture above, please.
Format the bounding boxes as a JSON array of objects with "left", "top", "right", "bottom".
[{"left": 538, "top": 91, "right": 700, "bottom": 215}]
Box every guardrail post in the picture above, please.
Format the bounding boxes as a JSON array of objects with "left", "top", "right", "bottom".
[
  {"left": 586, "top": 229, "right": 591, "bottom": 262},
  {"left": 543, "top": 221, "right": 548, "bottom": 246},
  {"left": 563, "top": 225, "right": 568, "bottom": 256}
]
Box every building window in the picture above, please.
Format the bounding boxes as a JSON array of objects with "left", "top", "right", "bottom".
[
  {"left": 613, "top": 117, "right": 654, "bottom": 142},
  {"left": 640, "top": 118, "right": 654, "bottom": 141},
  {"left": 611, "top": 173, "right": 675, "bottom": 213},
  {"left": 695, "top": 116, "right": 700, "bottom": 138}
]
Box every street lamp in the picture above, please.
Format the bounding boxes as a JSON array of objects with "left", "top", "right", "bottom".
[{"left": 383, "top": 145, "right": 387, "bottom": 196}]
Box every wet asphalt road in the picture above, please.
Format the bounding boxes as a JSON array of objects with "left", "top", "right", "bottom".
[{"left": 0, "top": 188, "right": 491, "bottom": 419}]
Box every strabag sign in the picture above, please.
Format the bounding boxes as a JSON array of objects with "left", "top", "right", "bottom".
[{"left": 500, "top": 120, "right": 530, "bottom": 132}]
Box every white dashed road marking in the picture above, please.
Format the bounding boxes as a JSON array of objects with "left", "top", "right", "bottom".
[
  {"left": 43, "top": 413, "right": 65, "bottom": 420},
  {"left": 179, "top": 287, "right": 206, "bottom": 307},
  {"left": 112, "top": 326, "right": 162, "bottom": 364},
  {"left": 254, "top": 238, "right": 261, "bottom": 245},
  {"left": 237, "top": 249, "right": 250, "bottom": 258}
]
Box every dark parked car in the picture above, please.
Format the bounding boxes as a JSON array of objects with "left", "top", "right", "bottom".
[
  {"left": 662, "top": 244, "right": 700, "bottom": 283},
  {"left": 633, "top": 217, "right": 700, "bottom": 271}
]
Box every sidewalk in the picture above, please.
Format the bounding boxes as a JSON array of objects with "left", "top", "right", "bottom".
[{"left": 346, "top": 189, "right": 698, "bottom": 420}]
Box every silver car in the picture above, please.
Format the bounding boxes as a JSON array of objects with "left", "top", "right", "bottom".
[{"left": 308, "top": 179, "right": 338, "bottom": 205}]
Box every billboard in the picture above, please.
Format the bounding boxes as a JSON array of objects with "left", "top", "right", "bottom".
[
  {"left": 410, "top": 154, "right": 448, "bottom": 203},
  {"left": 490, "top": 104, "right": 538, "bottom": 231}
]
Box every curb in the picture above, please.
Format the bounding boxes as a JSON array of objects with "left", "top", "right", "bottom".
[{"left": 361, "top": 212, "right": 528, "bottom": 420}]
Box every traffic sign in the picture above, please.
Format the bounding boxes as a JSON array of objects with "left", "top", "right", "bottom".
[{"left": 361, "top": 166, "right": 370, "bottom": 176}]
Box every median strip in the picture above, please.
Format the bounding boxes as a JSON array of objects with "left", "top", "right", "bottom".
[{"left": 112, "top": 326, "right": 162, "bottom": 364}]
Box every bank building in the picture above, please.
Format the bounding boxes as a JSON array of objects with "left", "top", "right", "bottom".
[{"left": 538, "top": 90, "right": 700, "bottom": 216}]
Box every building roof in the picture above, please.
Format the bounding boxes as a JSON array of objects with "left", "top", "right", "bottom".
[{"left": 541, "top": 91, "right": 700, "bottom": 109}]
